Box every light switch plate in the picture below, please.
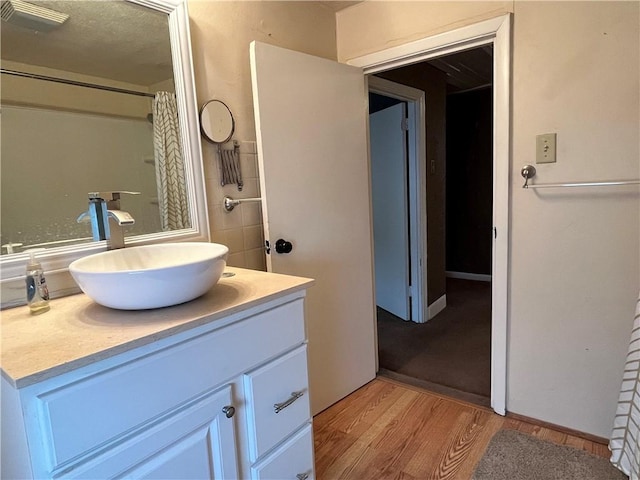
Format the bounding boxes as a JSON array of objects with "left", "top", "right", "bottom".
[{"left": 536, "top": 133, "right": 556, "bottom": 164}]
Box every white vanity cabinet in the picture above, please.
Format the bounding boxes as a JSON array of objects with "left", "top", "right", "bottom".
[{"left": 1, "top": 273, "right": 315, "bottom": 480}]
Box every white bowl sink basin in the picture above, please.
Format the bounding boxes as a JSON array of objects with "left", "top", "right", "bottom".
[{"left": 69, "top": 242, "right": 229, "bottom": 310}]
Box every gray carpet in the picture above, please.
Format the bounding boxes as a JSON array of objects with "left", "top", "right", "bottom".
[
  {"left": 473, "top": 430, "right": 626, "bottom": 480},
  {"left": 377, "top": 278, "right": 491, "bottom": 399}
]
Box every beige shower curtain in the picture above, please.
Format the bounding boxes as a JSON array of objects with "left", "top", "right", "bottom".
[
  {"left": 153, "top": 91, "right": 189, "bottom": 231},
  {"left": 610, "top": 293, "right": 640, "bottom": 479}
]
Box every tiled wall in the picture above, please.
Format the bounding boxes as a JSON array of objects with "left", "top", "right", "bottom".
[{"left": 206, "top": 141, "right": 266, "bottom": 271}]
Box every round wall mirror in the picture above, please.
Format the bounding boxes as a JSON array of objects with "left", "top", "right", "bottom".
[{"left": 200, "top": 100, "right": 235, "bottom": 144}]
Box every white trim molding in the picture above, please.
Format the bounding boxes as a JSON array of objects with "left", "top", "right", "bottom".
[
  {"left": 428, "top": 294, "right": 447, "bottom": 320},
  {"left": 348, "top": 16, "right": 509, "bottom": 73},
  {"left": 446, "top": 271, "right": 492, "bottom": 282}
]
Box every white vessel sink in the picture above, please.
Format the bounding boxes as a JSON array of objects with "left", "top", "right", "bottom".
[{"left": 69, "top": 242, "right": 229, "bottom": 310}]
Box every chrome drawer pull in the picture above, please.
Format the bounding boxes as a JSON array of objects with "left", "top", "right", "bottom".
[
  {"left": 274, "top": 390, "right": 304, "bottom": 414},
  {"left": 222, "top": 405, "right": 235, "bottom": 418},
  {"left": 296, "top": 473, "right": 309, "bottom": 480}
]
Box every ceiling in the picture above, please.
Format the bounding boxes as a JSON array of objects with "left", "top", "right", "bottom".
[
  {"left": 1, "top": 0, "right": 488, "bottom": 92},
  {"left": 1, "top": 1, "right": 173, "bottom": 87},
  {"left": 428, "top": 46, "right": 493, "bottom": 92}
]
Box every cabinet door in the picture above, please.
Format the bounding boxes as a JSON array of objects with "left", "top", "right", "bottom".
[{"left": 63, "top": 386, "right": 238, "bottom": 479}]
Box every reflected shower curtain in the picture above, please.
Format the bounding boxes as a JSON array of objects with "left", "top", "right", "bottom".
[
  {"left": 610, "top": 293, "right": 640, "bottom": 479},
  {"left": 153, "top": 92, "right": 189, "bottom": 231}
]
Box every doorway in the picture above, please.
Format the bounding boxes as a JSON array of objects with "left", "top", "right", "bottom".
[
  {"left": 368, "top": 46, "right": 495, "bottom": 407},
  {"left": 350, "top": 14, "right": 510, "bottom": 415}
]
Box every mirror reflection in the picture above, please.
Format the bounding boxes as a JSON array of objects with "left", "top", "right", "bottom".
[{"left": 0, "top": 0, "right": 190, "bottom": 255}]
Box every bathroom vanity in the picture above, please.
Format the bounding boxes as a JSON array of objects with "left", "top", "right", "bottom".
[{"left": 1, "top": 268, "right": 315, "bottom": 479}]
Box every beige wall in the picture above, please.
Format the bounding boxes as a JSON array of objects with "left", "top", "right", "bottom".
[
  {"left": 337, "top": 1, "right": 640, "bottom": 437},
  {"left": 509, "top": 0, "right": 639, "bottom": 438},
  {"left": 188, "top": 0, "right": 338, "bottom": 270}
]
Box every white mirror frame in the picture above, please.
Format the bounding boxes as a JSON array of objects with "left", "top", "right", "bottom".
[{"left": 0, "top": 0, "right": 210, "bottom": 308}]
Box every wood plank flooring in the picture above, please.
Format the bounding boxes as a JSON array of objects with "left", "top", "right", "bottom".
[{"left": 313, "top": 377, "right": 609, "bottom": 480}]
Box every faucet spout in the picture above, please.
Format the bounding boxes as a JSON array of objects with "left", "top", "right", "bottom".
[
  {"left": 79, "top": 191, "right": 138, "bottom": 249},
  {"left": 106, "top": 209, "right": 135, "bottom": 250},
  {"left": 107, "top": 210, "right": 135, "bottom": 226}
]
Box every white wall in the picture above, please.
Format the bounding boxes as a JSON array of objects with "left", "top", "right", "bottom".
[
  {"left": 188, "top": 0, "right": 338, "bottom": 270},
  {"left": 337, "top": 1, "right": 640, "bottom": 438}
]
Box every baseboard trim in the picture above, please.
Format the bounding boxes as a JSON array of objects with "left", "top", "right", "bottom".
[
  {"left": 427, "top": 294, "right": 447, "bottom": 319},
  {"left": 506, "top": 411, "right": 608, "bottom": 445},
  {"left": 446, "top": 271, "right": 492, "bottom": 282}
]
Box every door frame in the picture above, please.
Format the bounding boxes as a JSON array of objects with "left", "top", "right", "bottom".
[
  {"left": 349, "top": 14, "right": 511, "bottom": 415},
  {"left": 368, "top": 77, "right": 428, "bottom": 325}
]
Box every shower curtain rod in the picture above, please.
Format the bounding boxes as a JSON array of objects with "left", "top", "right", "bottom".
[{"left": 0, "top": 68, "right": 156, "bottom": 98}]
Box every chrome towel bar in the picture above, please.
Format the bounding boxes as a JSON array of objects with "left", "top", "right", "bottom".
[
  {"left": 521, "top": 165, "right": 640, "bottom": 189},
  {"left": 223, "top": 195, "right": 262, "bottom": 212}
]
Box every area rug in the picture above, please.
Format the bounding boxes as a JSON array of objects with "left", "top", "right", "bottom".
[{"left": 472, "top": 430, "right": 626, "bottom": 480}]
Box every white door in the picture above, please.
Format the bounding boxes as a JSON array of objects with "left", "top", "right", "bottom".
[
  {"left": 370, "top": 103, "right": 411, "bottom": 321},
  {"left": 250, "top": 41, "right": 377, "bottom": 415}
]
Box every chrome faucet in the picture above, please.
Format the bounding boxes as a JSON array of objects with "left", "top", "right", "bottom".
[{"left": 77, "top": 191, "right": 139, "bottom": 249}]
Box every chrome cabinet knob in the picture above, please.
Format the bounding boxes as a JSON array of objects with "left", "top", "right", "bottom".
[
  {"left": 296, "top": 473, "right": 309, "bottom": 480},
  {"left": 222, "top": 405, "right": 235, "bottom": 418}
]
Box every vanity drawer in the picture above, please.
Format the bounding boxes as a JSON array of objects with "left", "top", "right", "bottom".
[
  {"left": 32, "top": 299, "right": 305, "bottom": 470},
  {"left": 244, "top": 345, "right": 310, "bottom": 461},
  {"left": 250, "top": 424, "right": 314, "bottom": 480}
]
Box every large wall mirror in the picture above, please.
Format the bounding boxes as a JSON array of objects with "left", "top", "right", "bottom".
[{"left": 0, "top": 0, "right": 209, "bottom": 305}]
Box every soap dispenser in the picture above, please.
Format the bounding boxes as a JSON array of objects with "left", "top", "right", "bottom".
[{"left": 26, "top": 250, "right": 50, "bottom": 314}]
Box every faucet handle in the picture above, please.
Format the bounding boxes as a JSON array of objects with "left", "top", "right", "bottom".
[{"left": 88, "top": 191, "right": 141, "bottom": 201}]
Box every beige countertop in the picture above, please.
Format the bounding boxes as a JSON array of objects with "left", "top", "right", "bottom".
[{"left": 1, "top": 267, "right": 314, "bottom": 389}]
